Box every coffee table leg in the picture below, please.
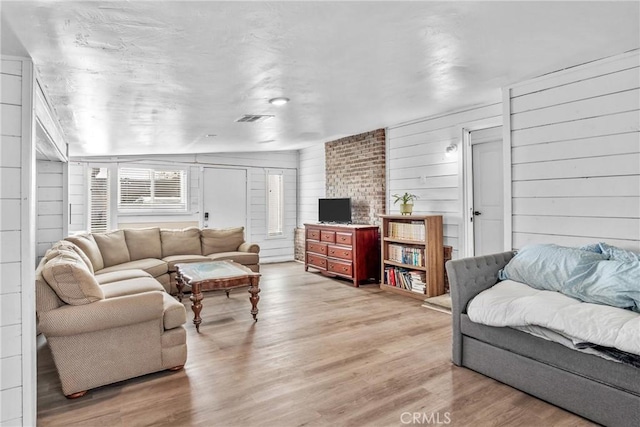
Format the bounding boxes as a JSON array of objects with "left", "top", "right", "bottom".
[
  {"left": 248, "top": 276, "right": 261, "bottom": 321},
  {"left": 176, "top": 273, "right": 184, "bottom": 303},
  {"left": 190, "top": 281, "right": 203, "bottom": 332}
]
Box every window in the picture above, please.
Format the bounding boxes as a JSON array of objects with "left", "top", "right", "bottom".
[
  {"left": 88, "top": 167, "right": 109, "bottom": 232},
  {"left": 118, "top": 167, "right": 187, "bottom": 212},
  {"left": 266, "top": 170, "right": 284, "bottom": 236}
]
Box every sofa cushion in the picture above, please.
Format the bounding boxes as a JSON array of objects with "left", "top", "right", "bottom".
[
  {"left": 101, "top": 277, "right": 166, "bottom": 299},
  {"left": 201, "top": 227, "right": 245, "bottom": 255},
  {"left": 92, "top": 230, "right": 131, "bottom": 268},
  {"left": 65, "top": 234, "right": 104, "bottom": 271},
  {"left": 207, "top": 251, "right": 259, "bottom": 265},
  {"left": 124, "top": 227, "right": 162, "bottom": 261},
  {"left": 95, "top": 269, "right": 152, "bottom": 285},
  {"left": 162, "top": 293, "right": 187, "bottom": 330},
  {"left": 162, "top": 254, "right": 210, "bottom": 271},
  {"left": 42, "top": 253, "right": 104, "bottom": 305},
  {"left": 161, "top": 227, "right": 202, "bottom": 257},
  {"left": 48, "top": 241, "right": 95, "bottom": 274},
  {"left": 98, "top": 258, "right": 168, "bottom": 278}
]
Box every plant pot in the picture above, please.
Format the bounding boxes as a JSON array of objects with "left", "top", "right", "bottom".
[{"left": 400, "top": 203, "right": 413, "bottom": 215}]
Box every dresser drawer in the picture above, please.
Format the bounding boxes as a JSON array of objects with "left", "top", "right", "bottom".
[
  {"left": 306, "top": 228, "right": 320, "bottom": 240},
  {"left": 335, "top": 232, "right": 353, "bottom": 246},
  {"left": 307, "top": 253, "right": 327, "bottom": 270},
  {"left": 320, "top": 230, "right": 335, "bottom": 243},
  {"left": 327, "top": 259, "right": 352, "bottom": 277},
  {"left": 328, "top": 245, "right": 352, "bottom": 260},
  {"left": 306, "top": 241, "right": 327, "bottom": 255}
]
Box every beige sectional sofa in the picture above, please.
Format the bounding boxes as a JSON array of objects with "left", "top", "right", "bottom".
[
  {"left": 66, "top": 226, "right": 260, "bottom": 294},
  {"left": 35, "top": 226, "right": 259, "bottom": 397}
]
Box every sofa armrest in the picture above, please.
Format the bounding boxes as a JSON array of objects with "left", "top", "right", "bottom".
[
  {"left": 38, "top": 291, "right": 164, "bottom": 337},
  {"left": 445, "top": 251, "right": 514, "bottom": 365},
  {"left": 238, "top": 242, "right": 260, "bottom": 254}
]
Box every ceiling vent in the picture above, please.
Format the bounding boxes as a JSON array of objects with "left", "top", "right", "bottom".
[{"left": 235, "top": 114, "right": 274, "bottom": 123}]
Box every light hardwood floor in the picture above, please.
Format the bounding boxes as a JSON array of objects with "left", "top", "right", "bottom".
[{"left": 37, "top": 262, "right": 594, "bottom": 427}]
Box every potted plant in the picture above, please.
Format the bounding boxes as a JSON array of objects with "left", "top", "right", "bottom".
[{"left": 392, "top": 192, "right": 418, "bottom": 215}]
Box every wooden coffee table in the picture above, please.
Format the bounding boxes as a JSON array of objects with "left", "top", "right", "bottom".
[{"left": 175, "top": 261, "right": 261, "bottom": 332}]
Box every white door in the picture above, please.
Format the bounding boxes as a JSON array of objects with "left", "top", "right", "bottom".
[
  {"left": 470, "top": 127, "right": 504, "bottom": 256},
  {"left": 202, "top": 168, "right": 247, "bottom": 229}
]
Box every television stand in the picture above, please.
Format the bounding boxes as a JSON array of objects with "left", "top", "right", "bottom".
[{"left": 304, "top": 223, "right": 380, "bottom": 286}]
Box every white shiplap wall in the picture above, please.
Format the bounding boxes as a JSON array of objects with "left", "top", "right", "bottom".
[
  {"left": 1, "top": 58, "right": 36, "bottom": 426},
  {"left": 387, "top": 103, "right": 503, "bottom": 259},
  {"left": 249, "top": 167, "right": 297, "bottom": 262},
  {"left": 508, "top": 50, "right": 640, "bottom": 251},
  {"left": 36, "top": 160, "right": 67, "bottom": 261},
  {"left": 297, "top": 144, "right": 326, "bottom": 226},
  {"left": 71, "top": 151, "right": 298, "bottom": 262},
  {"left": 68, "top": 162, "right": 86, "bottom": 234}
]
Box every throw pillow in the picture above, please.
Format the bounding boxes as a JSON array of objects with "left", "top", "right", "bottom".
[
  {"left": 42, "top": 253, "right": 104, "bottom": 305},
  {"left": 49, "top": 240, "right": 95, "bottom": 274},
  {"left": 564, "top": 256, "right": 640, "bottom": 312},
  {"left": 498, "top": 243, "right": 608, "bottom": 291},
  {"left": 64, "top": 234, "right": 105, "bottom": 271}
]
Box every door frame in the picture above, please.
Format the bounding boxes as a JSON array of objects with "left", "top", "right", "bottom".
[
  {"left": 458, "top": 116, "right": 510, "bottom": 257},
  {"left": 199, "top": 166, "right": 251, "bottom": 238}
]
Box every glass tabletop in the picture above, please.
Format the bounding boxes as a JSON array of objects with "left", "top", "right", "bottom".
[{"left": 176, "top": 261, "right": 256, "bottom": 282}]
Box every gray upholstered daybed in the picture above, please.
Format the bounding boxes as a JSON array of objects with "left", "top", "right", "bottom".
[{"left": 446, "top": 251, "right": 640, "bottom": 427}]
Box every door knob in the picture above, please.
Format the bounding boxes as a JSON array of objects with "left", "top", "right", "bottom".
[{"left": 474, "top": 211, "right": 482, "bottom": 216}]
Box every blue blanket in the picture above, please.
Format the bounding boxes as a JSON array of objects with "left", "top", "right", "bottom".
[{"left": 499, "top": 243, "right": 640, "bottom": 312}]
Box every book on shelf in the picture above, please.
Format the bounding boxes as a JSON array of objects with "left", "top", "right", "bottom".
[
  {"left": 388, "top": 221, "right": 426, "bottom": 242},
  {"left": 386, "top": 244, "right": 424, "bottom": 267},
  {"left": 384, "top": 267, "right": 426, "bottom": 294}
]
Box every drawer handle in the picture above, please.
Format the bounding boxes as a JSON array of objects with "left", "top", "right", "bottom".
[
  {"left": 343, "top": 251, "right": 349, "bottom": 256},
  {"left": 342, "top": 267, "right": 348, "bottom": 272}
]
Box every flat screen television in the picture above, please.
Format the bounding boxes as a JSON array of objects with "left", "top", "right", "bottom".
[{"left": 318, "top": 198, "right": 352, "bottom": 224}]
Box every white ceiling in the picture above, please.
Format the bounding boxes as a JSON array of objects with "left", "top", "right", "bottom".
[{"left": 2, "top": 1, "right": 639, "bottom": 157}]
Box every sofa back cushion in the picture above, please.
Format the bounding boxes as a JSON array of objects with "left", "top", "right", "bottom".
[
  {"left": 92, "top": 230, "right": 131, "bottom": 268},
  {"left": 42, "top": 252, "right": 104, "bottom": 305},
  {"left": 161, "top": 227, "right": 202, "bottom": 257},
  {"left": 201, "top": 227, "right": 245, "bottom": 255},
  {"left": 124, "top": 227, "right": 162, "bottom": 260},
  {"left": 65, "top": 234, "right": 104, "bottom": 271}
]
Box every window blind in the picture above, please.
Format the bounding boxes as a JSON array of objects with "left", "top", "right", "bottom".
[
  {"left": 89, "top": 167, "right": 109, "bottom": 232},
  {"left": 118, "top": 168, "right": 187, "bottom": 212}
]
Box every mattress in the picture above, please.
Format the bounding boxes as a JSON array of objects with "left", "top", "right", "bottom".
[{"left": 467, "top": 279, "right": 640, "bottom": 365}]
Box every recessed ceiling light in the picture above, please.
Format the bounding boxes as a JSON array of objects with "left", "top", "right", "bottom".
[
  {"left": 268, "top": 97, "right": 290, "bottom": 106},
  {"left": 205, "top": 134, "right": 216, "bottom": 137}
]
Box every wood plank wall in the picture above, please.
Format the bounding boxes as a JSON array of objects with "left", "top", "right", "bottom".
[
  {"left": 36, "top": 160, "right": 66, "bottom": 261},
  {"left": 0, "top": 58, "right": 25, "bottom": 426},
  {"left": 297, "top": 144, "right": 326, "bottom": 226},
  {"left": 68, "top": 162, "right": 86, "bottom": 233},
  {"left": 69, "top": 151, "right": 298, "bottom": 263},
  {"left": 387, "top": 103, "right": 503, "bottom": 259},
  {"left": 508, "top": 51, "right": 640, "bottom": 251}
]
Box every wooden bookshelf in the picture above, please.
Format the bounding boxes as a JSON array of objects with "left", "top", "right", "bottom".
[{"left": 380, "top": 214, "right": 444, "bottom": 299}]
